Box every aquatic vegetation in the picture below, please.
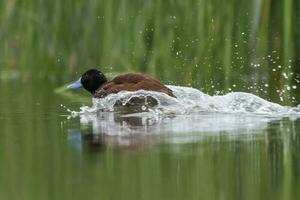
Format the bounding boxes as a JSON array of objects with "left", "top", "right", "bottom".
[{"left": 0, "top": 0, "right": 300, "bottom": 104}]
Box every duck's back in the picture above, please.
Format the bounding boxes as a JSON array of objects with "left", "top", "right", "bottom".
[{"left": 94, "top": 73, "right": 175, "bottom": 98}]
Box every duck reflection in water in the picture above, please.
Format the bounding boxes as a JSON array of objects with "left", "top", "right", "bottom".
[
  {"left": 67, "top": 99, "right": 275, "bottom": 152},
  {"left": 68, "top": 97, "right": 165, "bottom": 152}
]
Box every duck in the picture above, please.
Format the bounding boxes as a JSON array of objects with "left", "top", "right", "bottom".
[{"left": 67, "top": 69, "right": 176, "bottom": 98}]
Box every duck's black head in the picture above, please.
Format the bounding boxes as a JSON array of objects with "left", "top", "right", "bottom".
[{"left": 68, "top": 69, "right": 107, "bottom": 94}]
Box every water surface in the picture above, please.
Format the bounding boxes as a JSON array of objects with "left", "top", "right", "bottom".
[{"left": 1, "top": 82, "right": 300, "bottom": 200}]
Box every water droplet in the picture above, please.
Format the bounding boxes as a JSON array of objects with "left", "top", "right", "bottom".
[{"left": 280, "top": 97, "right": 284, "bottom": 102}]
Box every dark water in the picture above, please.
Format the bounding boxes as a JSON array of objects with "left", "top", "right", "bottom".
[{"left": 1, "top": 82, "right": 300, "bottom": 200}]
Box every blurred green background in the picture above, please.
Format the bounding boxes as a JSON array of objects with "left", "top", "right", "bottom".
[{"left": 1, "top": 0, "right": 300, "bottom": 103}]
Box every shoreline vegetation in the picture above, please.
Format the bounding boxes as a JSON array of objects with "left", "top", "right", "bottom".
[{"left": 1, "top": 0, "right": 300, "bottom": 104}]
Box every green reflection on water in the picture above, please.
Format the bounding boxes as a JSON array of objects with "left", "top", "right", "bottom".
[{"left": 0, "top": 82, "right": 300, "bottom": 200}]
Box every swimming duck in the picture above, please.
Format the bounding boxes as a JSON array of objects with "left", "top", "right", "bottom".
[{"left": 68, "top": 69, "right": 175, "bottom": 98}]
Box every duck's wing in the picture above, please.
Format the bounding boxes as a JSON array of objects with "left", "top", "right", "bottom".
[{"left": 111, "top": 73, "right": 150, "bottom": 84}]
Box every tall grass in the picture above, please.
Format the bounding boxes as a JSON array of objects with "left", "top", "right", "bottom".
[{"left": 0, "top": 0, "right": 299, "bottom": 103}]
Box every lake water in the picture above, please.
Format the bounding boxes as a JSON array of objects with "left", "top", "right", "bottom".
[{"left": 1, "top": 81, "right": 300, "bottom": 200}]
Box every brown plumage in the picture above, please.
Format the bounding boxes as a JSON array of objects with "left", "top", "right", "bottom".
[{"left": 94, "top": 73, "right": 175, "bottom": 98}]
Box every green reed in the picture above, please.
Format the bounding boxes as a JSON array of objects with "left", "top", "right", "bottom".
[{"left": 0, "top": 0, "right": 299, "bottom": 104}]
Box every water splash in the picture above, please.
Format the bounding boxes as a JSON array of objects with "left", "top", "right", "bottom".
[
  {"left": 71, "top": 85, "right": 300, "bottom": 117},
  {"left": 64, "top": 85, "right": 300, "bottom": 140}
]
